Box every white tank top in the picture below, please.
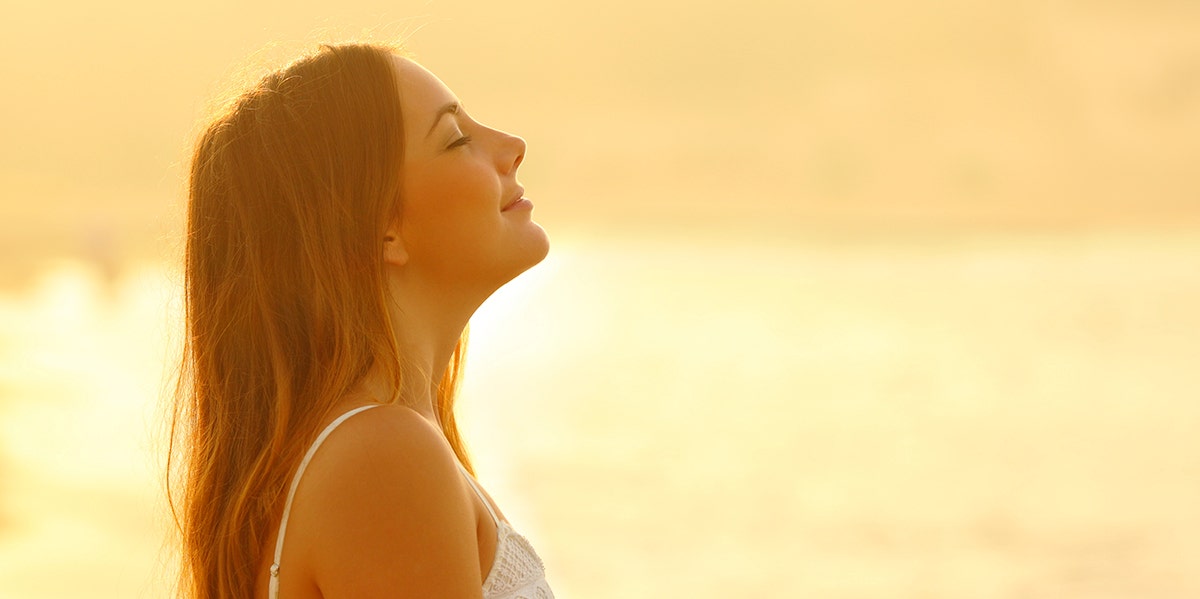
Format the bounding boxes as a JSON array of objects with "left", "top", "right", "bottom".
[{"left": 269, "top": 405, "right": 555, "bottom": 599}]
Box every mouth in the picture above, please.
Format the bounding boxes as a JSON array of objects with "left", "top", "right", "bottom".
[{"left": 501, "top": 186, "right": 526, "bottom": 211}]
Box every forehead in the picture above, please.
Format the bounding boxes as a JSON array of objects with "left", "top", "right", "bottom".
[{"left": 391, "top": 56, "right": 458, "bottom": 128}]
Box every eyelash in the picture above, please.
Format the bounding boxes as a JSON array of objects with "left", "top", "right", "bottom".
[{"left": 449, "top": 135, "right": 472, "bottom": 149}]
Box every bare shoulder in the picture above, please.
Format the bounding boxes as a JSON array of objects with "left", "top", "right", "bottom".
[
  {"left": 293, "top": 404, "right": 483, "bottom": 598},
  {"left": 316, "top": 404, "right": 457, "bottom": 474}
]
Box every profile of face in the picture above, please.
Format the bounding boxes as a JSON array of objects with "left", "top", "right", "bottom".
[{"left": 385, "top": 56, "right": 549, "bottom": 301}]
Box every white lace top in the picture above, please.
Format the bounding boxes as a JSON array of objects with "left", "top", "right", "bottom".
[{"left": 269, "top": 405, "right": 555, "bottom": 599}]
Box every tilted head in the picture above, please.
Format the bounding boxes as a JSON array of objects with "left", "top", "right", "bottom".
[{"left": 387, "top": 54, "right": 549, "bottom": 297}]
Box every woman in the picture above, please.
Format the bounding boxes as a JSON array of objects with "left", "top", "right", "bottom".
[{"left": 168, "top": 41, "right": 555, "bottom": 599}]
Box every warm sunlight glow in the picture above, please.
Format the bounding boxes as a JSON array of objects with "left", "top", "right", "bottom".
[{"left": 1, "top": 0, "right": 1198, "bottom": 597}]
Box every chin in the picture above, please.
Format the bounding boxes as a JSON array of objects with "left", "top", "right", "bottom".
[
  {"left": 527, "top": 222, "right": 551, "bottom": 262},
  {"left": 500, "top": 223, "right": 551, "bottom": 284}
]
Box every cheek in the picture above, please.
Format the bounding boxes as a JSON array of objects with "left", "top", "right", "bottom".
[
  {"left": 402, "top": 163, "right": 500, "bottom": 265},
  {"left": 419, "top": 163, "right": 494, "bottom": 230}
]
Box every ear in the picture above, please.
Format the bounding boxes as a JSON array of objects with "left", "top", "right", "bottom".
[{"left": 382, "top": 222, "right": 409, "bottom": 267}]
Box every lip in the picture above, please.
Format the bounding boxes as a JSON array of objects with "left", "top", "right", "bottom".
[
  {"left": 501, "top": 186, "right": 526, "bottom": 211},
  {"left": 502, "top": 198, "right": 533, "bottom": 212}
]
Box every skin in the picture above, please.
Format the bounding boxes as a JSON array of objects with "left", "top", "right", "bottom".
[{"left": 254, "top": 56, "right": 550, "bottom": 598}]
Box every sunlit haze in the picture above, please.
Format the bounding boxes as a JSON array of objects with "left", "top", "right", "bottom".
[{"left": 0, "top": 1, "right": 1198, "bottom": 597}]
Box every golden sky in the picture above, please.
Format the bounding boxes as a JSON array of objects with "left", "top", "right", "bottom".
[{"left": 0, "top": 0, "right": 1197, "bottom": 262}]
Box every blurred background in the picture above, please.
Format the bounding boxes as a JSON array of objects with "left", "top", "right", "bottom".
[{"left": 1, "top": 0, "right": 1198, "bottom": 597}]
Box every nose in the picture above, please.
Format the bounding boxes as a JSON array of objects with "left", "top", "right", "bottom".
[{"left": 501, "top": 132, "right": 525, "bottom": 175}]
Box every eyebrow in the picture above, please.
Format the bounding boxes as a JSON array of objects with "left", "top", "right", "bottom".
[{"left": 425, "top": 102, "right": 460, "bottom": 140}]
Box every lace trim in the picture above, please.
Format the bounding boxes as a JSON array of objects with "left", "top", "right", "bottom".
[{"left": 482, "top": 521, "right": 554, "bottom": 599}]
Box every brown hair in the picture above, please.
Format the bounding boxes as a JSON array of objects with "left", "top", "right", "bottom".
[{"left": 166, "top": 41, "right": 474, "bottom": 598}]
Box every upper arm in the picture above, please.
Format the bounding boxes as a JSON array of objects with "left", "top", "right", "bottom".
[{"left": 299, "top": 405, "right": 484, "bottom": 599}]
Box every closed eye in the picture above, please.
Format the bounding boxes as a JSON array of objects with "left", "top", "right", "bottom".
[{"left": 448, "top": 135, "right": 472, "bottom": 149}]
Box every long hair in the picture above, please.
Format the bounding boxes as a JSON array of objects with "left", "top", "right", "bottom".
[{"left": 166, "top": 42, "right": 474, "bottom": 598}]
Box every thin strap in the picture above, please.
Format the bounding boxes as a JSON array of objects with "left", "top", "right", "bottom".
[
  {"left": 456, "top": 461, "right": 500, "bottom": 527},
  {"left": 269, "top": 404, "right": 381, "bottom": 599}
]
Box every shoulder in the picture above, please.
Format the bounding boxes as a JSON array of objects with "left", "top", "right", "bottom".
[
  {"left": 318, "top": 404, "right": 455, "bottom": 471},
  {"left": 293, "top": 404, "right": 483, "bottom": 598},
  {"left": 306, "top": 404, "right": 461, "bottom": 501}
]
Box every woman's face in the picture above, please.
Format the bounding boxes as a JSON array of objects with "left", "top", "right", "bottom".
[{"left": 390, "top": 56, "right": 549, "bottom": 295}]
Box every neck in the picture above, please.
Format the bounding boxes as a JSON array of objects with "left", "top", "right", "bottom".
[{"left": 356, "top": 277, "right": 482, "bottom": 431}]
